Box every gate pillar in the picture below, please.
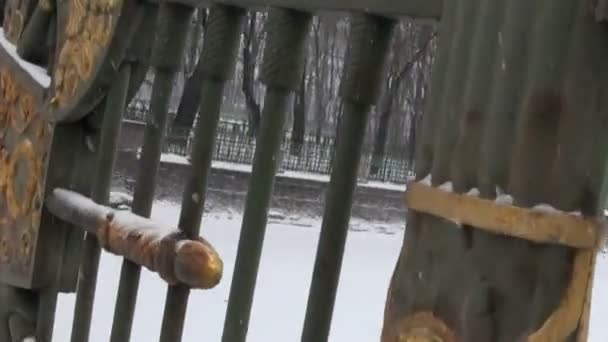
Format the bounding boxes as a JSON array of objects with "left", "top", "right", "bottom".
[{"left": 383, "top": 0, "right": 608, "bottom": 341}]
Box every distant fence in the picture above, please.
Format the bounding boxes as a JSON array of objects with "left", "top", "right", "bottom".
[{"left": 126, "top": 101, "right": 414, "bottom": 184}]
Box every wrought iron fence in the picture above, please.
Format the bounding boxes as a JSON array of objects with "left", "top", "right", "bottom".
[
  {"left": 126, "top": 103, "right": 414, "bottom": 184},
  {"left": 0, "top": 1, "right": 439, "bottom": 342}
]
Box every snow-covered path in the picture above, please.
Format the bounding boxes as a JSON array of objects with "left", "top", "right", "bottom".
[
  {"left": 52, "top": 200, "right": 608, "bottom": 341},
  {"left": 53, "top": 201, "right": 401, "bottom": 341}
]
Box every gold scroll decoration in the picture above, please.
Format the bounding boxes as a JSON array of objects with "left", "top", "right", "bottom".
[
  {"left": 0, "top": 67, "right": 51, "bottom": 284},
  {"left": 2, "top": 0, "right": 32, "bottom": 44},
  {"left": 50, "top": 0, "right": 121, "bottom": 111},
  {"left": 5, "top": 139, "right": 42, "bottom": 219},
  {"left": 404, "top": 182, "right": 601, "bottom": 342}
]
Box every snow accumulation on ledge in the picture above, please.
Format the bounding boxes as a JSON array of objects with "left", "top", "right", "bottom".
[
  {"left": 158, "top": 153, "right": 405, "bottom": 192},
  {"left": 0, "top": 28, "right": 51, "bottom": 88},
  {"left": 418, "top": 174, "right": 584, "bottom": 217}
]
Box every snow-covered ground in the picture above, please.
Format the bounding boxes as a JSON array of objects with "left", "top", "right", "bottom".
[
  {"left": 52, "top": 201, "right": 402, "bottom": 341},
  {"left": 51, "top": 200, "right": 608, "bottom": 341}
]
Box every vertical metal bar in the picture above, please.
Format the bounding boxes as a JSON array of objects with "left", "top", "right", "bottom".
[
  {"left": 108, "top": 3, "right": 194, "bottom": 342},
  {"left": 301, "top": 14, "right": 394, "bottom": 342},
  {"left": 69, "top": 64, "right": 132, "bottom": 342},
  {"left": 36, "top": 285, "right": 60, "bottom": 342},
  {"left": 222, "top": 9, "right": 311, "bottom": 342},
  {"left": 157, "top": 5, "right": 244, "bottom": 342},
  {"left": 108, "top": 5, "right": 159, "bottom": 342}
]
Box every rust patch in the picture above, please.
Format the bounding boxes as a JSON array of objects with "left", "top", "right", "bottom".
[{"left": 51, "top": 0, "right": 122, "bottom": 110}]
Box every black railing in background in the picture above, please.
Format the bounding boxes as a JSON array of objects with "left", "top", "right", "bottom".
[{"left": 125, "top": 101, "right": 415, "bottom": 184}]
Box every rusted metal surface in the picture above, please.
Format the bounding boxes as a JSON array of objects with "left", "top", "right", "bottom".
[
  {"left": 47, "top": 188, "right": 223, "bottom": 289},
  {"left": 0, "top": 43, "right": 51, "bottom": 289},
  {"left": 48, "top": 0, "right": 141, "bottom": 122}
]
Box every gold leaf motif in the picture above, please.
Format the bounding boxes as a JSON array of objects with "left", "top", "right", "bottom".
[
  {"left": 5, "top": 139, "right": 42, "bottom": 219},
  {"left": 11, "top": 93, "right": 36, "bottom": 133},
  {"left": 51, "top": 0, "right": 122, "bottom": 109},
  {"left": 0, "top": 63, "right": 51, "bottom": 281},
  {"left": 0, "top": 148, "right": 8, "bottom": 191}
]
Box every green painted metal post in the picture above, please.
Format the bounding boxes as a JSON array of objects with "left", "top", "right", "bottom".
[
  {"left": 69, "top": 64, "right": 132, "bottom": 342},
  {"left": 108, "top": 3, "right": 194, "bottom": 342},
  {"left": 301, "top": 14, "right": 394, "bottom": 342},
  {"left": 158, "top": 5, "right": 244, "bottom": 342},
  {"left": 222, "top": 8, "right": 311, "bottom": 342}
]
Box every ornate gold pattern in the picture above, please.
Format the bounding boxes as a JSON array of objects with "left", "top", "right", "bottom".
[
  {"left": 6, "top": 139, "right": 42, "bottom": 219},
  {"left": 0, "top": 67, "right": 51, "bottom": 276},
  {"left": 51, "top": 0, "right": 122, "bottom": 109},
  {"left": 2, "top": 0, "right": 27, "bottom": 44}
]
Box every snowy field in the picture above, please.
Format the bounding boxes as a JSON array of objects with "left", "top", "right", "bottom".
[
  {"left": 51, "top": 200, "right": 608, "bottom": 341},
  {"left": 52, "top": 200, "right": 402, "bottom": 341}
]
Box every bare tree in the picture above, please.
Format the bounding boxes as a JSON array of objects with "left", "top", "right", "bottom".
[
  {"left": 290, "top": 57, "right": 306, "bottom": 156},
  {"left": 370, "top": 24, "right": 435, "bottom": 175},
  {"left": 172, "top": 9, "right": 208, "bottom": 130},
  {"left": 242, "top": 11, "right": 263, "bottom": 136}
]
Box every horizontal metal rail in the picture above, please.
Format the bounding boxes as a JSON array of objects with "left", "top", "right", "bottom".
[
  {"left": 46, "top": 188, "right": 223, "bottom": 289},
  {"left": 175, "top": 0, "right": 442, "bottom": 19}
]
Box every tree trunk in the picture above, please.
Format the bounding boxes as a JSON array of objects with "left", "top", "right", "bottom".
[
  {"left": 172, "top": 10, "right": 208, "bottom": 130},
  {"left": 242, "top": 11, "right": 261, "bottom": 137},
  {"left": 370, "top": 30, "right": 435, "bottom": 176},
  {"left": 383, "top": 0, "right": 608, "bottom": 341},
  {"left": 370, "top": 101, "right": 392, "bottom": 175},
  {"left": 290, "top": 59, "right": 306, "bottom": 156}
]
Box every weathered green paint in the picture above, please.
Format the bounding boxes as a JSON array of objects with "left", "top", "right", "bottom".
[
  {"left": 157, "top": 5, "right": 244, "bottom": 342},
  {"left": 109, "top": 5, "right": 193, "bottom": 342},
  {"left": 222, "top": 9, "right": 312, "bottom": 342},
  {"left": 383, "top": 0, "right": 608, "bottom": 341},
  {"left": 125, "top": 3, "right": 160, "bottom": 105},
  {"left": 179, "top": 0, "right": 442, "bottom": 20},
  {"left": 414, "top": 0, "right": 457, "bottom": 177},
  {"left": 70, "top": 64, "right": 131, "bottom": 342},
  {"left": 477, "top": 0, "right": 539, "bottom": 198},
  {"left": 302, "top": 13, "right": 394, "bottom": 342},
  {"left": 17, "top": 3, "right": 53, "bottom": 65},
  {"left": 429, "top": 0, "right": 479, "bottom": 186},
  {"left": 3, "top": 1, "right": 608, "bottom": 342}
]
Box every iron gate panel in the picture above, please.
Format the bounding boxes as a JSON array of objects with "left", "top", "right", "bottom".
[{"left": 0, "top": 0, "right": 429, "bottom": 340}]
